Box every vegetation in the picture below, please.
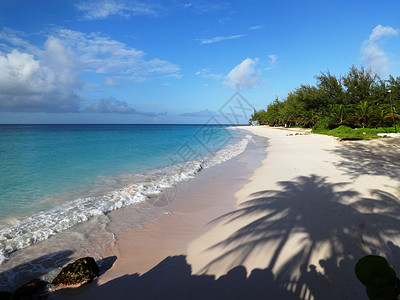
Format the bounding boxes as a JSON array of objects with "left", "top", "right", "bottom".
[
  {"left": 313, "top": 125, "right": 395, "bottom": 140},
  {"left": 250, "top": 66, "right": 400, "bottom": 138}
]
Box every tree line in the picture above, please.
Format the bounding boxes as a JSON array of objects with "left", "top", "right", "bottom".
[{"left": 250, "top": 66, "right": 400, "bottom": 129}]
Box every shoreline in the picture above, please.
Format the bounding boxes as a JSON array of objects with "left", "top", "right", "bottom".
[
  {"left": 57, "top": 126, "right": 400, "bottom": 299},
  {"left": 0, "top": 127, "right": 248, "bottom": 291},
  {"left": 53, "top": 130, "right": 268, "bottom": 298},
  {"left": 4, "top": 126, "right": 400, "bottom": 299}
]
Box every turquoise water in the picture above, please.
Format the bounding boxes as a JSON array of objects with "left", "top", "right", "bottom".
[
  {"left": 0, "top": 124, "right": 248, "bottom": 263},
  {"left": 0, "top": 124, "right": 241, "bottom": 219}
]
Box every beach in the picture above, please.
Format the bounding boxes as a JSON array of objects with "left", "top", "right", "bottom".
[{"left": 50, "top": 126, "right": 400, "bottom": 299}]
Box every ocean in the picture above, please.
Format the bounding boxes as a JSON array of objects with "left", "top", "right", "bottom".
[{"left": 0, "top": 124, "right": 250, "bottom": 268}]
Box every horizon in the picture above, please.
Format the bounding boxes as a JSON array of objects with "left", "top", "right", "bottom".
[
  {"left": 1, "top": 0, "right": 400, "bottom": 124},
  {"left": 0, "top": 123, "right": 249, "bottom": 126}
]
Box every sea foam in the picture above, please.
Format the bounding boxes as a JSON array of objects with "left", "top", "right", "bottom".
[{"left": 0, "top": 134, "right": 252, "bottom": 264}]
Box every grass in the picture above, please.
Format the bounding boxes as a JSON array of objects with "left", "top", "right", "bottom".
[{"left": 313, "top": 125, "right": 397, "bottom": 140}]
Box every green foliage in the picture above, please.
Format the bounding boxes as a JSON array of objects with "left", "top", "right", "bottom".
[
  {"left": 328, "top": 104, "right": 348, "bottom": 125},
  {"left": 355, "top": 255, "right": 400, "bottom": 300},
  {"left": 342, "top": 65, "right": 377, "bottom": 105},
  {"left": 312, "top": 117, "right": 331, "bottom": 133},
  {"left": 250, "top": 65, "right": 400, "bottom": 134},
  {"left": 313, "top": 125, "right": 395, "bottom": 140}
]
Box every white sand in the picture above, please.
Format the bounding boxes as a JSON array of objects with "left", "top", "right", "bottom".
[
  {"left": 187, "top": 127, "right": 400, "bottom": 298},
  {"left": 55, "top": 127, "right": 400, "bottom": 299}
]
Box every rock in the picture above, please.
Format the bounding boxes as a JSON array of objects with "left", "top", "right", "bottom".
[
  {"left": 51, "top": 257, "right": 99, "bottom": 288},
  {"left": 0, "top": 291, "right": 12, "bottom": 300},
  {"left": 12, "top": 279, "right": 48, "bottom": 300}
]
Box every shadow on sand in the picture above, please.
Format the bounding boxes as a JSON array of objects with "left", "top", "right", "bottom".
[
  {"left": 198, "top": 174, "right": 400, "bottom": 299},
  {"left": 329, "top": 138, "right": 400, "bottom": 178},
  {"left": 54, "top": 255, "right": 297, "bottom": 300},
  {"left": 0, "top": 250, "right": 74, "bottom": 292},
  {"left": 56, "top": 174, "right": 400, "bottom": 299},
  {"left": 0, "top": 251, "right": 117, "bottom": 294}
]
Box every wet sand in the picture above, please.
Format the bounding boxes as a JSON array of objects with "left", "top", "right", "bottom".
[{"left": 52, "top": 127, "right": 400, "bottom": 299}]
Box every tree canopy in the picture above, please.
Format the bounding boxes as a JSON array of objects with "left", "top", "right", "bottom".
[{"left": 250, "top": 66, "right": 400, "bottom": 129}]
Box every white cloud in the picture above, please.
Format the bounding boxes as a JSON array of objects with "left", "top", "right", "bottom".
[
  {"left": 182, "top": 1, "right": 230, "bottom": 13},
  {"left": 105, "top": 77, "right": 119, "bottom": 87},
  {"left": 0, "top": 42, "right": 82, "bottom": 112},
  {"left": 0, "top": 28, "right": 40, "bottom": 55},
  {"left": 268, "top": 54, "right": 277, "bottom": 64},
  {"left": 198, "top": 34, "right": 245, "bottom": 44},
  {"left": 57, "top": 29, "right": 180, "bottom": 80},
  {"left": 195, "top": 68, "right": 222, "bottom": 80},
  {"left": 224, "top": 58, "right": 262, "bottom": 90},
  {"left": 0, "top": 28, "right": 180, "bottom": 112},
  {"left": 44, "top": 37, "right": 82, "bottom": 88},
  {"left": 369, "top": 25, "right": 398, "bottom": 41},
  {"left": 264, "top": 54, "right": 277, "bottom": 70},
  {"left": 361, "top": 25, "right": 399, "bottom": 76},
  {"left": 249, "top": 25, "right": 264, "bottom": 30},
  {"left": 75, "top": 0, "right": 160, "bottom": 20},
  {"left": 218, "top": 17, "right": 231, "bottom": 25},
  {"left": 146, "top": 58, "right": 181, "bottom": 74}
]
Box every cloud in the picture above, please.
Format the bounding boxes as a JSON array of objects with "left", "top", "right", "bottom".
[
  {"left": 264, "top": 54, "right": 277, "bottom": 70},
  {"left": 182, "top": 1, "right": 230, "bottom": 13},
  {"left": 195, "top": 68, "right": 222, "bottom": 80},
  {"left": 0, "top": 28, "right": 180, "bottom": 112},
  {"left": 249, "top": 25, "right": 264, "bottom": 30},
  {"left": 369, "top": 25, "right": 398, "bottom": 41},
  {"left": 0, "top": 39, "right": 82, "bottom": 112},
  {"left": 218, "top": 17, "right": 231, "bottom": 25},
  {"left": 268, "top": 54, "right": 277, "bottom": 64},
  {"left": 198, "top": 34, "right": 245, "bottom": 44},
  {"left": 224, "top": 58, "right": 262, "bottom": 90},
  {"left": 0, "top": 28, "right": 40, "bottom": 54},
  {"left": 83, "top": 97, "right": 165, "bottom": 116},
  {"left": 57, "top": 29, "right": 180, "bottom": 80},
  {"left": 180, "top": 109, "right": 219, "bottom": 118},
  {"left": 75, "top": 0, "right": 160, "bottom": 20},
  {"left": 105, "top": 77, "right": 119, "bottom": 87},
  {"left": 361, "top": 25, "right": 399, "bottom": 76}
]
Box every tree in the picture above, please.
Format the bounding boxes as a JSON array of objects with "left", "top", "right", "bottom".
[
  {"left": 249, "top": 65, "right": 398, "bottom": 130},
  {"left": 316, "top": 71, "right": 345, "bottom": 106},
  {"left": 356, "top": 101, "right": 373, "bottom": 128},
  {"left": 328, "top": 104, "right": 348, "bottom": 125},
  {"left": 342, "top": 66, "right": 377, "bottom": 105}
]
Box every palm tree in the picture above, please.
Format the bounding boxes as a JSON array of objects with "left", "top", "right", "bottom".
[
  {"left": 328, "top": 104, "right": 347, "bottom": 125},
  {"left": 356, "top": 101, "right": 373, "bottom": 128}
]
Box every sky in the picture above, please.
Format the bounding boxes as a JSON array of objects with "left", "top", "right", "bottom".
[{"left": 0, "top": 0, "right": 400, "bottom": 124}]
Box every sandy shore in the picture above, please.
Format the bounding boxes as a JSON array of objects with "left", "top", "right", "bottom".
[{"left": 55, "top": 127, "right": 400, "bottom": 299}]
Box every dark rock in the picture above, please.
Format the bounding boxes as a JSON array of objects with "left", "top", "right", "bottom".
[
  {"left": 12, "top": 278, "right": 48, "bottom": 300},
  {"left": 51, "top": 257, "right": 99, "bottom": 288},
  {"left": 0, "top": 291, "right": 12, "bottom": 300}
]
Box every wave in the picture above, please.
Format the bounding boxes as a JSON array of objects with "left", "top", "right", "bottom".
[{"left": 0, "top": 134, "right": 253, "bottom": 264}]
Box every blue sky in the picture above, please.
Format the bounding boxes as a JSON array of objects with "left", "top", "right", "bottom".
[{"left": 1, "top": 0, "right": 400, "bottom": 124}]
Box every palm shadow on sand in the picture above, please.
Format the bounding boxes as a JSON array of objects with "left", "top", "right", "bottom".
[
  {"left": 54, "top": 175, "right": 400, "bottom": 300},
  {"left": 199, "top": 174, "right": 400, "bottom": 299},
  {"left": 55, "top": 255, "right": 297, "bottom": 300},
  {"left": 328, "top": 139, "right": 400, "bottom": 179}
]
